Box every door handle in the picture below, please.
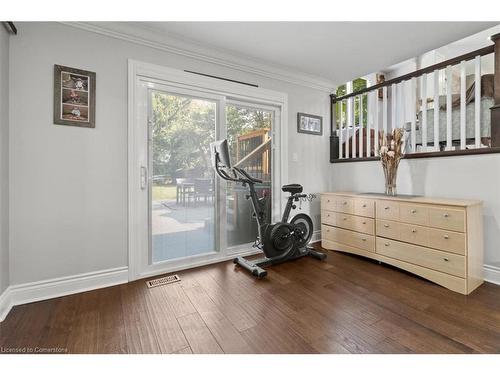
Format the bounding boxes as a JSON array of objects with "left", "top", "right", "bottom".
[{"left": 140, "top": 166, "right": 148, "bottom": 190}]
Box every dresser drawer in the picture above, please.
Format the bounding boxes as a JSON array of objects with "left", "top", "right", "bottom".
[
  {"left": 399, "top": 203, "right": 429, "bottom": 226},
  {"left": 321, "top": 210, "right": 336, "bottom": 227},
  {"left": 428, "top": 206, "right": 466, "bottom": 232},
  {"left": 398, "top": 222, "right": 429, "bottom": 247},
  {"left": 354, "top": 198, "right": 375, "bottom": 218},
  {"left": 322, "top": 225, "right": 374, "bottom": 252},
  {"left": 376, "top": 237, "right": 466, "bottom": 278},
  {"left": 376, "top": 219, "right": 399, "bottom": 240},
  {"left": 321, "top": 195, "right": 354, "bottom": 214},
  {"left": 322, "top": 211, "right": 374, "bottom": 235},
  {"left": 350, "top": 215, "right": 375, "bottom": 235},
  {"left": 376, "top": 200, "right": 399, "bottom": 221},
  {"left": 321, "top": 195, "right": 337, "bottom": 212},
  {"left": 334, "top": 196, "right": 354, "bottom": 214},
  {"left": 428, "top": 228, "right": 466, "bottom": 255}
]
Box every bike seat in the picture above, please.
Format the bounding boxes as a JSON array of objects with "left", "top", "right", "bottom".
[{"left": 281, "top": 184, "right": 303, "bottom": 195}]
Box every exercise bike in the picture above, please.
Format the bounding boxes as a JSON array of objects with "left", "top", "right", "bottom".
[{"left": 210, "top": 139, "right": 326, "bottom": 279}]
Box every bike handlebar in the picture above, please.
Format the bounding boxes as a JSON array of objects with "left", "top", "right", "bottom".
[
  {"left": 214, "top": 152, "right": 262, "bottom": 185},
  {"left": 234, "top": 167, "right": 263, "bottom": 184}
]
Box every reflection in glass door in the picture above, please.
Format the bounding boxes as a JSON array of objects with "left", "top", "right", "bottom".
[
  {"left": 149, "top": 91, "right": 216, "bottom": 263},
  {"left": 225, "top": 103, "right": 274, "bottom": 248}
]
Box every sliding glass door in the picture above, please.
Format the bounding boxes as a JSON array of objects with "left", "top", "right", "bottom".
[
  {"left": 128, "top": 64, "right": 285, "bottom": 280},
  {"left": 149, "top": 90, "right": 217, "bottom": 263},
  {"left": 225, "top": 103, "right": 274, "bottom": 249},
  {"left": 149, "top": 94, "right": 277, "bottom": 262}
]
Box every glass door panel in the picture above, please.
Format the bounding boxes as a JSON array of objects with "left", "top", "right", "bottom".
[
  {"left": 225, "top": 104, "right": 273, "bottom": 248},
  {"left": 150, "top": 90, "right": 216, "bottom": 263}
]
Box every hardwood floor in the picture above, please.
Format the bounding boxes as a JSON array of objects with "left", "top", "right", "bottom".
[{"left": 1, "top": 244, "right": 500, "bottom": 354}]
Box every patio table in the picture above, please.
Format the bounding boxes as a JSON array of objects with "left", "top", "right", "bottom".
[{"left": 176, "top": 181, "right": 195, "bottom": 205}]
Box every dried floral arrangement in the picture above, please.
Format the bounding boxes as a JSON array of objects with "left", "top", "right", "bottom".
[{"left": 379, "top": 128, "right": 404, "bottom": 195}]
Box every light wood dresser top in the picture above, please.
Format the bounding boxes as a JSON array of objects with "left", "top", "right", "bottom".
[{"left": 321, "top": 191, "right": 482, "bottom": 207}]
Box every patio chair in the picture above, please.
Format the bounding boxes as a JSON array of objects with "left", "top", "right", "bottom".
[
  {"left": 194, "top": 178, "right": 213, "bottom": 206},
  {"left": 175, "top": 178, "right": 194, "bottom": 205}
]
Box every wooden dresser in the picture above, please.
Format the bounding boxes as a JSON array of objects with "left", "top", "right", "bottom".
[{"left": 321, "top": 192, "right": 484, "bottom": 294}]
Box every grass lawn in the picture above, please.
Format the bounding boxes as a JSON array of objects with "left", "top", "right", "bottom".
[{"left": 152, "top": 185, "right": 177, "bottom": 201}]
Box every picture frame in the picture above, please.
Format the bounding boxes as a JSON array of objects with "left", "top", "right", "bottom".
[
  {"left": 53, "top": 64, "right": 96, "bottom": 128},
  {"left": 297, "top": 112, "right": 323, "bottom": 135}
]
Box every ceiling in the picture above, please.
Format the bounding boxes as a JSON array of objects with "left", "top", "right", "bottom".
[
  {"left": 93, "top": 22, "right": 498, "bottom": 86},
  {"left": 139, "top": 22, "right": 497, "bottom": 84}
]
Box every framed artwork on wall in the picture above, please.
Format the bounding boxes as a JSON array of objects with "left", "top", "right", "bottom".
[
  {"left": 297, "top": 112, "right": 323, "bottom": 135},
  {"left": 53, "top": 64, "right": 96, "bottom": 128}
]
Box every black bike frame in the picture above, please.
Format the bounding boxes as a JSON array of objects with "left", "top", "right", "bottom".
[
  {"left": 281, "top": 195, "right": 297, "bottom": 223},
  {"left": 212, "top": 146, "right": 327, "bottom": 278},
  {"left": 214, "top": 151, "right": 303, "bottom": 243}
]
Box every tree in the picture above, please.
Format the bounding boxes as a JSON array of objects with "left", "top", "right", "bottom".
[
  {"left": 151, "top": 93, "right": 215, "bottom": 180},
  {"left": 335, "top": 78, "right": 368, "bottom": 128},
  {"left": 151, "top": 93, "right": 272, "bottom": 182},
  {"left": 226, "top": 105, "right": 271, "bottom": 162}
]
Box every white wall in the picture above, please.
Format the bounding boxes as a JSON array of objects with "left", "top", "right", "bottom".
[
  {"left": 0, "top": 26, "right": 10, "bottom": 295},
  {"left": 9, "top": 22, "right": 332, "bottom": 285},
  {"left": 331, "top": 155, "right": 500, "bottom": 268}
]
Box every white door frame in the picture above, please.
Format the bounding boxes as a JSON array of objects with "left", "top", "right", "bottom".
[{"left": 128, "top": 60, "right": 288, "bottom": 281}]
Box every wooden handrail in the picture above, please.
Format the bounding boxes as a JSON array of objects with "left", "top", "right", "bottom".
[
  {"left": 233, "top": 138, "right": 271, "bottom": 168},
  {"left": 331, "top": 44, "right": 494, "bottom": 103}
]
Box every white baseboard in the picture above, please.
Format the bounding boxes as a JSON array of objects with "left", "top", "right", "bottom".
[
  {"left": 311, "top": 230, "right": 322, "bottom": 243},
  {"left": 484, "top": 265, "right": 500, "bottom": 286},
  {"left": 0, "top": 266, "right": 128, "bottom": 322},
  {"left": 0, "top": 286, "right": 12, "bottom": 322}
]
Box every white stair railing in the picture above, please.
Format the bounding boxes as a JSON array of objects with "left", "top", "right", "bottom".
[{"left": 331, "top": 44, "right": 496, "bottom": 162}]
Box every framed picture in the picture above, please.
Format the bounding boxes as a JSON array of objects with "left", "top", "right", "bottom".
[
  {"left": 53, "top": 64, "right": 96, "bottom": 128},
  {"left": 297, "top": 112, "right": 323, "bottom": 135}
]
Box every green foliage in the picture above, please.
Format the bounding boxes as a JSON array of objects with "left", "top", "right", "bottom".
[
  {"left": 151, "top": 92, "right": 215, "bottom": 179},
  {"left": 151, "top": 92, "right": 272, "bottom": 181},
  {"left": 335, "top": 78, "right": 368, "bottom": 128},
  {"left": 226, "top": 105, "right": 271, "bottom": 161}
]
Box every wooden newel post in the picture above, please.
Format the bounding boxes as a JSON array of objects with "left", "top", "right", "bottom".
[
  {"left": 490, "top": 33, "right": 500, "bottom": 147},
  {"left": 330, "top": 94, "right": 339, "bottom": 161}
]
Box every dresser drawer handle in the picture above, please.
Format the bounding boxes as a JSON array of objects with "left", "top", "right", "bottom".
[
  {"left": 343, "top": 217, "right": 347, "bottom": 221},
  {"left": 384, "top": 242, "right": 390, "bottom": 247},
  {"left": 343, "top": 201, "right": 348, "bottom": 205},
  {"left": 327, "top": 199, "right": 331, "bottom": 203},
  {"left": 362, "top": 221, "right": 366, "bottom": 225},
  {"left": 361, "top": 238, "right": 367, "bottom": 242},
  {"left": 411, "top": 229, "right": 417, "bottom": 233},
  {"left": 383, "top": 224, "right": 389, "bottom": 228},
  {"left": 444, "top": 235, "right": 449, "bottom": 239},
  {"left": 362, "top": 204, "right": 367, "bottom": 208},
  {"left": 384, "top": 206, "right": 390, "bottom": 210},
  {"left": 411, "top": 209, "right": 417, "bottom": 214},
  {"left": 443, "top": 213, "right": 449, "bottom": 218},
  {"left": 443, "top": 258, "right": 449, "bottom": 262}
]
